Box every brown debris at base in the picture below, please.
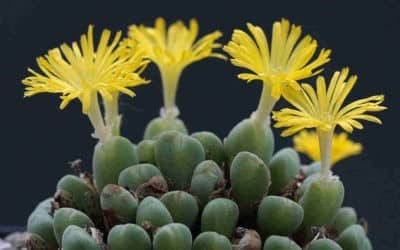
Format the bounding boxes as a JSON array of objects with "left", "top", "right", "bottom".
[
  {"left": 232, "top": 227, "right": 262, "bottom": 250},
  {"left": 135, "top": 176, "right": 168, "bottom": 200}
]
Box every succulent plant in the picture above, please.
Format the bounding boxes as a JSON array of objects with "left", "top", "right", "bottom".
[{"left": 23, "top": 18, "right": 384, "bottom": 250}]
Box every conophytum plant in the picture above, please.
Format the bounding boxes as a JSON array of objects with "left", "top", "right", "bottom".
[{"left": 22, "top": 18, "right": 385, "bottom": 250}]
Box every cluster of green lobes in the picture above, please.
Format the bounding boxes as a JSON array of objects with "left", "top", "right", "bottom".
[{"left": 26, "top": 117, "right": 372, "bottom": 250}]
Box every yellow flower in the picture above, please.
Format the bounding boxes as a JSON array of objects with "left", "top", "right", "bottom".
[
  {"left": 293, "top": 130, "right": 362, "bottom": 165},
  {"left": 23, "top": 25, "right": 149, "bottom": 115},
  {"left": 22, "top": 25, "right": 150, "bottom": 141},
  {"left": 128, "top": 17, "right": 225, "bottom": 117},
  {"left": 273, "top": 67, "right": 386, "bottom": 176},
  {"left": 223, "top": 18, "right": 331, "bottom": 100},
  {"left": 273, "top": 68, "right": 386, "bottom": 136}
]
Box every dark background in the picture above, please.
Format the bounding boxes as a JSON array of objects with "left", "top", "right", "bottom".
[{"left": 1, "top": 0, "right": 398, "bottom": 248}]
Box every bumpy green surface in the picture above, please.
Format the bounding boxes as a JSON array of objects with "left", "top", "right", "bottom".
[{"left": 27, "top": 126, "right": 373, "bottom": 250}]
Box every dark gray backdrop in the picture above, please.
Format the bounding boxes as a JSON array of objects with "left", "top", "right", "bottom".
[{"left": 1, "top": 0, "right": 398, "bottom": 249}]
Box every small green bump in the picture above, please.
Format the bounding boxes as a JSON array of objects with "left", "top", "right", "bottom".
[
  {"left": 144, "top": 117, "right": 188, "bottom": 140},
  {"left": 93, "top": 136, "right": 138, "bottom": 191},
  {"left": 268, "top": 148, "right": 300, "bottom": 194},
  {"left": 308, "top": 239, "right": 342, "bottom": 250},
  {"left": 137, "top": 140, "right": 157, "bottom": 164},
  {"left": 331, "top": 207, "right": 357, "bottom": 234},
  {"left": 136, "top": 196, "right": 173, "bottom": 229},
  {"left": 337, "top": 224, "right": 369, "bottom": 250},
  {"left": 300, "top": 176, "right": 344, "bottom": 227},
  {"left": 263, "top": 235, "right": 301, "bottom": 250},
  {"left": 27, "top": 211, "right": 58, "bottom": 250},
  {"left": 153, "top": 223, "right": 192, "bottom": 250},
  {"left": 230, "top": 151, "right": 270, "bottom": 216},
  {"left": 193, "top": 232, "right": 232, "bottom": 250},
  {"left": 190, "top": 160, "right": 224, "bottom": 208},
  {"left": 201, "top": 198, "right": 239, "bottom": 238},
  {"left": 224, "top": 118, "right": 274, "bottom": 165},
  {"left": 33, "top": 198, "right": 53, "bottom": 214},
  {"left": 53, "top": 207, "right": 94, "bottom": 244},
  {"left": 118, "top": 164, "right": 163, "bottom": 191},
  {"left": 100, "top": 184, "right": 138, "bottom": 225},
  {"left": 56, "top": 174, "right": 101, "bottom": 223},
  {"left": 61, "top": 225, "right": 103, "bottom": 250},
  {"left": 155, "top": 131, "right": 205, "bottom": 190},
  {"left": 257, "top": 196, "right": 304, "bottom": 236},
  {"left": 107, "top": 224, "right": 151, "bottom": 250},
  {"left": 160, "top": 191, "right": 199, "bottom": 228},
  {"left": 192, "top": 131, "right": 225, "bottom": 166}
]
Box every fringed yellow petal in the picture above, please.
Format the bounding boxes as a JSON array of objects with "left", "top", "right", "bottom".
[
  {"left": 22, "top": 25, "right": 149, "bottom": 113},
  {"left": 224, "top": 19, "right": 331, "bottom": 100},
  {"left": 273, "top": 68, "right": 386, "bottom": 135},
  {"left": 128, "top": 18, "right": 224, "bottom": 70}
]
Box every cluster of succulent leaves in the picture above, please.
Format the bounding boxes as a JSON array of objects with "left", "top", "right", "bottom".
[
  {"left": 23, "top": 17, "right": 384, "bottom": 250},
  {"left": 27, "top": 128, "right": 372, "bottom": 250}
]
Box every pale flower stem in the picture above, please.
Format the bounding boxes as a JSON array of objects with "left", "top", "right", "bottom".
[
  {"left": 318, "top": 128, "right": 334, "bottom": 177},
  {"left": 160, "top": 66, "right": 182, "bottom": 119},
  {"left": 104, "top": 92, "right": 121, "bottom": 136},
  {"left": 88, "top": 93, "right": 110, "bottom": 142},
  {"left": 252, "top": 82, "right": 277, "bottom": 127}
]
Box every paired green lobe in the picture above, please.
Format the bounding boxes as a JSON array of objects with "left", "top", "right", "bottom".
[
  {"left": 136, "top": 196, "right": 173, "bottom": 228},
  {"left": 160, "top": 191, "right": 199, "bottom": 228},
  {"left": 201, "top": 198, "right": 239, "bottom": 238},
  {"left": 155, "top": 131, "right": 205, "bottom": 190},
  {"left": 61, "top": 225, "right": 103, "bottom": 250},
  {"left": 153, "top": 223, "right": 192, "bottom": 250},
  {"left": 107, "top": 224, "right": 151, "bottom": 250},
  {"left": 268, "top": 148, "right": 300, "bottom": 194},
  {"left": 263, "top": 235, "right": 301, "bottom": 250},
  {"left": 100, "top": 184, "right": 138, "bottom": 225},
  {"left": 144, "top": 117, "right": 188, "bottom": 140},
  {"left": 300, "top": 176, "right": 344, "bottom": 227},
  {"left": 53, "top": 208, "right": 94, "bottom": 244},
  {"left": 230, "top": 152, "right": 270, "bottom": 216},
  {"left": 93, "top": 136, "right": 138, "bottom": 191},
  {"left": 224, "top": 118, "right": 274, "bottom": 165},
  {"left": 190, "top": 160, "right": 224, "bottom": 208},
  {"left": 193, "top": 232, "right": 232, "bottom": 250},
  {"left": 257, "top": 196, "right": 303, "bottom": 236}
]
